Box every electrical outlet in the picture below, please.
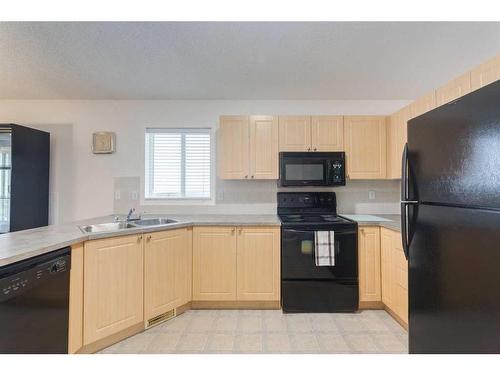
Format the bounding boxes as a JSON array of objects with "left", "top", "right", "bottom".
[
  {"left": 217, "top": 190, "right": 224, "bottom": 201},
  {"left": 131, "top": 191, "right": 139, "bottom": 201},
  {"left": 368, "top": 190, "right": 376, "bottom": 200},
  {"left": 114, "top": 190, "right": 121, "bottom": 200}
]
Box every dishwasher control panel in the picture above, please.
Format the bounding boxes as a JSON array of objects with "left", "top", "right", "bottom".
[{"left": 0, "top": 253, "right": 70, "bottom": 302}]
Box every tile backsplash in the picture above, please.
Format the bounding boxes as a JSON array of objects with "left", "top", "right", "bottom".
[{"left": 114, "top": 177, "right": 400, "bottom": 215}]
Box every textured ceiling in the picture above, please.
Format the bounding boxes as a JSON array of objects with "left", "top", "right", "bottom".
[{"left": 1, "top": 22, "right": 500, "bottom": 100}]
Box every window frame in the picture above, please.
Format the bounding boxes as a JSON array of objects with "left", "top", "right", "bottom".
[{"left": 143, "top": 127, "right": 214, "bottom": 204}]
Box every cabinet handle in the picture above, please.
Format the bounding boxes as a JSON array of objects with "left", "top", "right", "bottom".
[
  {"left": 238, "top": 228, "right": 242, "bottom": 234},
  {"left": 307, "top": 147, "right": 311, "bottom": 151},
  {"left": 314, "top": 148, "right": 317, "bottom": 151},
  {"left": 251, "top": 175, "right": 254, "bottom": 179},
  {"left": 231, "top": 228, "right": 235, "bottom": 234},
  {"left": 360, "top": 228, "right": 365, "bottom": 234},
  {"left": 146, "top": 235, "right": 151, "bottom": 242},
  {"left": 137, "top": 235, "right": 143, "bottom": 242},
  {"left": 245, "top": 175, "right": 248, "bottom": 179}
]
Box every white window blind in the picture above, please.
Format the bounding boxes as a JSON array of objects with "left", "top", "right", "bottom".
[{"left": 145, "top": 128, "right": 211, "bottom": 199}]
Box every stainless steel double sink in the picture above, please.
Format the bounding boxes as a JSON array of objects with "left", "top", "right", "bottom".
[{"left": 79, "top": 218, "right": 177, "bottom": 234}]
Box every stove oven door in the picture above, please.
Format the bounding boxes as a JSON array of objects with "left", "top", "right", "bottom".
[
  {"left": 281, "top": 227, "right": 357, "bottom": 280},
  {"left": 281, "top": 226, "right": 358, "bottom": 312}
]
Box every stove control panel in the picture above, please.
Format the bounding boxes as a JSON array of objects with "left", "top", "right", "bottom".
[{"left": 277, "top": 192, "right": 337, "bottom": 209}]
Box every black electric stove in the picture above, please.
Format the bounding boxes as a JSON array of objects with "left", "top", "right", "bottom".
[{"left": 278, "top": 192, "right": 359, "bottom": 313}]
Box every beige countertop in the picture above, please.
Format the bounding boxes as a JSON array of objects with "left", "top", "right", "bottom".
[
  {"left": 0, "top": 212, "right": 401, "bottom": 268},
  {"left": 341, "top": 214, "right": 401, "bottom": 232},
  {"left": 0, "top": 214, "right": 281, "bottom": 267}
]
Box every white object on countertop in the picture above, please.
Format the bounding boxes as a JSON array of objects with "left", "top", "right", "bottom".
[{"left": 340, "top": 214, "right": 391, "bottom": 222}]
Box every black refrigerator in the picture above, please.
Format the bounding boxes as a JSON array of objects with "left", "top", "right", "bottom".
[
  {"left": 403, "top": 80, "right": 500, "bottom": 354},
  {"left": 0, "top": 124, "right": 49, "bottom": 233}
]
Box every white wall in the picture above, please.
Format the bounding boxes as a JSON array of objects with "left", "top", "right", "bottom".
[{"left": 0, "top": 99, "right": 409, "bottom": 222}]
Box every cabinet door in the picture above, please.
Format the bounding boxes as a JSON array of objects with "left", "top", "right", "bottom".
[
  {"left": 358, "top": 226, "right": 381, "bottom": 302},
  {"left": 278, "top": 116, "right": 312, "bottom": 151},
  {"left": 436, "top": 72, "right": 471, "bottom": 106},
  {"left": 394, "top": 238, "right": 408, "bottom": 324},
  {"left": 249, "top": 116, "right": 279, "bottom": 179},
  {"left": 387, "top": 107, "right": 410, "bottom": 179},
  {"left": 470, "top": 53, "right": 500, "bottom": 91},
  {"left": 380, "top": 228, "right": 395, "bottom": 310},
  {"left": 144, "top": 228, "right": 191, "bottom": 321},
  {"left": 68, "top": 243, "right": 84, "bottom": 354},
  {"left": 311, "top": 116, "right": 344, "bottom": 151},
  {"left": 410, "top": 91, "right": 436, "bottom": 119},
  {"left": 192, "top": 226, "right": 237, "bottom": 301},
  {"left": 344, "top": 116, "right": 387, "bottom": 179},
  {"left": 83, "top": 234, "right": 144, "bottom": 345},
  {"left": 218, "top": 116, "right": 249, "bottom": 179},
  {"left": 236, "top": 226, "right": 280, "bottom": 301}
]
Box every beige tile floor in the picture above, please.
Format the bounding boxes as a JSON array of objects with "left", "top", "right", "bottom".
[{"left": 99, "top": 309, "right": 408, "bottom": 354}]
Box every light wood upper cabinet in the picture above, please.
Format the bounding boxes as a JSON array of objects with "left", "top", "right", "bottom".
[
  {"left": 380, "top": 228, "right": 408, "bottom": 325},
  {"left": 358, "top": 226, "right": 381, "bottom": 302},
  {"left": 410, "top": 91, "right": 436, "bottom": 119},
  {"left": 344, "top": 116, "right": 387, "bottom": 179},
  {"left": 237, "top": 226, "right": 280, "bottom": 301},
  {"left": 279, "top": 116, "right": 312, "bottom": 151},
  {"left": 218, "top": 116, "right": 250, "bottom": 179},
  {"left": 470, "top": 53, "right": 500, "bottom": 91},
  {"left": 83, "top": 234, "right": 144, "bottom": 345},
  {"left": 387, "top": 106, "right": 410, "bottom": 179},
  {"left": 218, "top": 115, "right": 278, "bottom": 180},
  {"left": 311, "top": 116, "right": 344, "bottom": 151},
  {"left": 144, "top": 228, "right": 192, "bottom": 321},
  {"left": 436, "top": 72, "right": 471, "bottom": 106},
  {"left": 192, "top": 226, "right": 237, "bottom": 301},
  {"left": 249, "top": 116, "right": 279, "bottom": 179}
]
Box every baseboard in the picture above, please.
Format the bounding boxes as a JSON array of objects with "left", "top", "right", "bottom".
[
  {"left": 176, "top": 301, "right": 191, "bottom": 315},
  {"left": 383, "top": 304, "right": 408, "bottom": 331},
  {"left": 191, "top": 300, "right": 281, "bottom": 309},
  {"left": 358, "top": 301, "right": 384, "bottom": 310},
  {"left": 77, "top": 322, "right": 144, "bottom": 354}
]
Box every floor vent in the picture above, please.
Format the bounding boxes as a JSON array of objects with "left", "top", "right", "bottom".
[{"left": 146, "top": 309, "right": 176, "bottom": 329}]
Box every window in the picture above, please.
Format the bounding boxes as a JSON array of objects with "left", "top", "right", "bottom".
[{"left": 145, "top": 128, "right": 211, "bottom": 200}]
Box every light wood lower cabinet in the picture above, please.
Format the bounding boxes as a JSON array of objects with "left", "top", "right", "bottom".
[
  {"left": 236, "top": 227, "right": 280, "bottom": 301},
  {"left": 193, "top": 226, "right": 281, "bottom": 302},
  {"left": 358, "top": 226, "right": 382, "bottom": 303},
  {"left": 380, "top": 228, "right": 408, "bottom": 325},
  {"left": 83, "top": 234, "right": 144, "bottom": 345},
  {"left": 68, "top": 243, "right": 84, "bottom": 354},
  {"left": 144, "top": 228, "right": 192, "bottom": 321},
  {"left": 192, "top": 226, "right": 237, "bottom": 301}
]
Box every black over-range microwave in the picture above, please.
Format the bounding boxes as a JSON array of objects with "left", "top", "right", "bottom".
[{"left": 279, "top": 152, "right": 346, "bottom": 187}]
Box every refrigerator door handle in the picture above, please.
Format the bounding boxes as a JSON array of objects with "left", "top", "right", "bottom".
[{"left": 401, "top": 142, "right": 418, "bottom": 260}]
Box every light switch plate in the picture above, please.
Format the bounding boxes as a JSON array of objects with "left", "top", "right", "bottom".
[{"left": 368, "top": 190, "right": 376, "bottom": 200}]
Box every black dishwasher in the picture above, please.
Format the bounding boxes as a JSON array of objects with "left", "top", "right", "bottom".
[{"left": 0, "top": 247, "right": 71, "bottom": 353}]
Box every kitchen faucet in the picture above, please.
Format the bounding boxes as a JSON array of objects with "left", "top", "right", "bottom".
[{"left": 126, "top": 208, "right": 137, "bottom": 221}]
